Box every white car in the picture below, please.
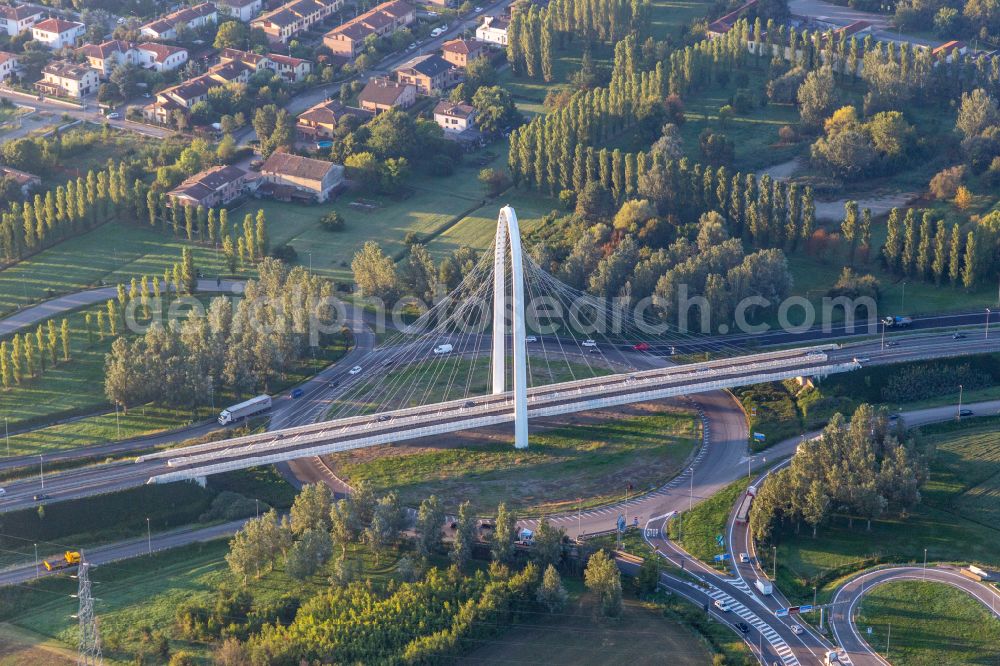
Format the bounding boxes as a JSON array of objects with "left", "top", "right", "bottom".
[
  {"left": 0, "top": 487, "right": 5, "bottom": 496},
  {"left": 474, "top": 5, "right": 483, "bottom": 11},
  {"left": 582, "top": 339, "right": 597, "bottom": 347},
  {"left": 349, "top": 365, "right": 363, "bottom": 375},
  {"left": 106, "top": 112, "right": 120, "bottom": 119},
  {"left": 791, "top": 624, "right": 804, "bottom": 635},
  {"left": 739, "top": 552, "right": 750, "bottom": 563},
  {"left": 714, "top": 599, "right": 730, "bottom": 612},
  {"left": 525, "top": 335, "right": 537, "bottom": 343}
]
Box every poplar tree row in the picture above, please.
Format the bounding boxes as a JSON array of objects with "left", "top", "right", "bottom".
[
  {"left": 0, "top": 319, "right": 71, "bottom": 389},
  {"left": 548, "top": 0, "right": 649, "bottom": 44},
  {"left": 881, "top": 207, "right": 983, "bottom": 288},
  {"left": 666, "top": 17, "right": 1000, "bottom": 100},
  {"left": 0, "top": 162, "right": 135, "bottom": 263}
]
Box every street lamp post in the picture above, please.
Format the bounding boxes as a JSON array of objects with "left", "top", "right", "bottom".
[
  {"left": 34, "top": 543, "right": 38, "bottom": 579},
  {"left": 147, "top": 517, "right": 151, "bottom": 555},
  {"left": 4, "top": 416, "right": 8, "bottom": 457},
  {"left": 900, "top": 281, "right": 906, "bottom": 311},
  {"left": 958, "top": 384, "right": 964, "bottom": 420},
  {"left": 923, "top": 547, "right": 927, "bottom": 579},
  {"left": 987, "top": 308, "right": 992, "bottom": 340},
  {"left": 38, "top": 454, "right": 43, "bottom": 490},
  {"left": 881, "top": 320, "right": 885, "bottom": 350},
  {"left": 577, "top": 497, "right": 582, "bottom": 538},
  {"left": 115, "top": 401, "right": 120, "bottom": 439},
  {"left": 772, "top": 545, "right": 777, "bottom": 580}
]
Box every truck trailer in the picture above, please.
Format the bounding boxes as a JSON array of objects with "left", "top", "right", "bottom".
[
  {"left": 218, "top": 394, "right": 272, "bottom": 425},
  {"left": 754, "top": 578, "right": 773, "bottom": 595},
  {"left": 44, "top": 551, "right": 81, "bottom": 571}
]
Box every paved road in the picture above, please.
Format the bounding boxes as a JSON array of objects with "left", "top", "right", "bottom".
[
  {"left": 0, "top": 519, "right": 245, "bottom": 587},
  {"left": 723, "top": 399, "right": 1000, "bottom": 665},
  {"left": 829, "top": 565, "right": 1000, "bottom": 664},
  {"left": 0, "top": 279, "right": 246, "bottom": 337},
  {"left": 789, "top": 0, "right": 935, "bottom": 47}
]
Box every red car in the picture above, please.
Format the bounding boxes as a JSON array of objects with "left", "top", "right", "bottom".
[{"left": 632, "top": 342, "right": 650, "bottom": 351}]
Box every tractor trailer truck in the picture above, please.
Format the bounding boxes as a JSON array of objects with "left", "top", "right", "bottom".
[{"left": 218, "top": 395, "right": 272, "bottom": 425}]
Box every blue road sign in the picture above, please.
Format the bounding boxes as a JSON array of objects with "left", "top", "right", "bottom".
[
  {"left": 799, "top": 605, "right": 813, "bottom": 613},
  {"left": 617, "top": 515, "right": 626, "bottom": 532},
  {"left": 713, "top": 553, "right": 731, "bottom": 562},
  {"left": 716, "top": 535, "right": 725, "bottom": 546},
  {"left": 753, "top": 432, "right": 766, "bottom": 442},
  {"left": 775, "top": 608, "right": 790, "bottom": 618}
]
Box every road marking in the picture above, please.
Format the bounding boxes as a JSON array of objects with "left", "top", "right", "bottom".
[{"left": 698, "top": 583, "right": 800, "bottom": 665}]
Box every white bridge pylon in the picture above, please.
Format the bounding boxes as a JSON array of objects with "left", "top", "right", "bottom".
[{"left": 492, "top": 205, "right": 529, "bottom": 449}]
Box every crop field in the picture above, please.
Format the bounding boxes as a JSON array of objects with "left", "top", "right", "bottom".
[{"left": 857, "top": 580, "right": 1000, "bottom": 666}]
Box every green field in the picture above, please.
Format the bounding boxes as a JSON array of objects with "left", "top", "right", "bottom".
[
  {"left": 0, "top": 538, "right": 401, "bottom": 663},
  {"left": 770, "top": 419, "right": 1000, "bottom": 603},
  {"left": 668, "top": 478, "right": 750, "bottom": 569},
  {"left": 0, "top": 221, "right": 235, "bottom": 318},
  {"left": 458, "top": 586, "right": 712, "bottom": 665},
  {"left": 856, "top": 580, "right": 1000, "bottom": 666},
  {"left": 231, "top": 146, "right": 508, "bottom": 283},
  {"left": 328, "top": 407, "right": 700, "bottom": 515}
]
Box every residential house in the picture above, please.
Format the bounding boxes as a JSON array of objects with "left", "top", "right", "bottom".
[
  {"left": 78, "top": 40, "right": 137, "bottom": 78},
  {"left": 30, "top": 18, "right": 85, "bottom": 49},
  {"left": 215, "top": 0, "right": 263, "bottom": 22},
  {"left": 835, "top": 19, "right": 874, "bottom": 38},
  {"left": 257, "top": 151, "right": 344, "bottom": 202},
  {"left": 250, "top": 0, "right": 343, "bottom": 44},
  {"left": 0, "top": 51, "right": 21, "bottom": 81},
  {"left": 140, "top": 3, "right": 217, "bottom": 40},
  {"left": 0, "top": 165, "right": 40, "bottom": 196},
  {"left": 0, "top": 4, "right": 45, "bottom": 38},
  {"left": 136, "top": 42, "right": 188, "bottom": 72},
  {"left": 207, "top": 59, "right": 253, "bottom": 84},
  {"left": 394, "top": 53, "right": 457, "bottom": 94},
  {"left": 143, "top": 75, "right": 214, "bottom": 124},
  {"left": 296, "top": 98, "right": 371, "bottom": 139},
  {"left": 706, "top": 0, "right": 757, "bottom": 38},
  {"left": 267, "top": 52, "right": 311, "bottom": 82},
  {"left": 440, "top": 38, "right": 484, "bottom": 68},
  {"left": 475, "top": 15, "right": 508, "bottom": 46},
  {"left": 322, "top": 0, "right": 415, "bottom": 60},
  {"left": 168, "top": 164, "right": 248, "bottom": 208},
  {"left": 218, "top": 47, "right": 313, "bottom": 82},
  {"left": 34, "top": 59, "right": 98, "bottom": 97},
  {"left": 358, "top": 76, "right": 415, "bottom": 114},
  {"left": 932, "top": 40, "right": 968, "bottom": 62},
  {"left": 433, "top": 99, "right": 475, "bottom": 133}
]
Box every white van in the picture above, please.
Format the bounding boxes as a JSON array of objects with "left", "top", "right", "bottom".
[{"left": 433, "top": 343, "right": 453, "bottom": 354}]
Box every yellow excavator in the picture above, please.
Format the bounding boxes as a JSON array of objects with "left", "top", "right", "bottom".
[{"left": 43, "top": 551, "right": 81, "bottom": 571}]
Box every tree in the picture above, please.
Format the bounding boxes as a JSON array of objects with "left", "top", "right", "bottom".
[
  {"left": 472, "top": 85, "right": 522, "bottom": 135},
  {"left": 214, "top": 20, "right": 251, "bottom": 49},
  {"left": 962, "top": 231, "right": 979, "bottom": 288},
  {"left": 797, "top": 67, "right": 836, "bottom": 128},
  {"left": 351, "top": 241, "right": 399, "bottom": 303},
  {"left": 533, "top": 516, "right": 564, "bottom": 567},
  {"left": 416, "top": 494, "right": 444, "bottom": 558},
  {"left": 956, "top": 89, "right": 1000, "bottom": 140},
  {"left": 365, "top": 492, "right": 404, "bottom": 564},
  {"left": 536, "top": 564, "right": 568, "bottom": 612},
  {"left": 575, "top": 181, "right": 615, "bottom": 222},
  {"left": 479, "top": 168, "right": 512, "bottom": 197},
  {"left": 290, "top": 483, "right": 332, "bottom": 536},
  {"left": 319, "top": 211, "right": 345, "bottom": 232},
  {"left": 841, "top": 200, "right": 858, "bottom": 263},
  {"left": 635, "top": 555, "right": 660, "bottom": 595},
  {"left": 225, "top": 510, "right": 292, "bottom": 582},
  {"left": 491, "top": 502, "right": 516, "bottom": 564},
  {"left": 584, "top": 549, "right": 622, "bottom": 617},
  {"left": 802, "top": 479, "right": 829, "bottom": 537},
  {"left": 954, "top": 185, "right": 973, "bottom": 209},
  {"left": 285, "top": 528, "right": 333, "bottom": 580},
  {"left": 329, "top": 499, "right": 354, "bottom": 560},
  {"left": 450, "top": 500, "right": 476, "bottom": 569},
  {"left": 60, "top": 318, "right": 70, "bottom": 361},
  {"left": 650, "top": 123, "right": 683, "bottom": 161}
]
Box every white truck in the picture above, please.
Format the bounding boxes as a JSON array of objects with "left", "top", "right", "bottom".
[
  {"left": 218, "top": 394, "right": 272, "bottom": 425},
  {"left": 754, "top": 578, "right": 773, "bottom": 595},
  {"left": 433, "top": 343, "right": 453, "bottom": 354}
]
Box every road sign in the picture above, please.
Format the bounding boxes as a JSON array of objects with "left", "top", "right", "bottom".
[
  {"left": 867, "top": 627, "right": 873, "bottom": 635},
  {"left": 753, "top": 432, "right": 766, "bottom": 442},
  {"left": 617, "top": 515, "right": 626, "bottom": 532},
  {"left": 713, "top": 553, "right": 731, "bottom": 562},
  {"left": 751, "top": 406, "right": 757, "bottom": 417},
  {"left": 799, "top": 605, "right": 813, "bottom": 613},
  {"left": 716, "top": 535, "right": 725, "bottom": 546},
  {"left": 775, "top": 608, "right": 789, "bottom": 618}
]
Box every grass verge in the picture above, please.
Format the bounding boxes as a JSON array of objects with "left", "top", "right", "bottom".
[{"left": 668, "top": 478, "right": 750, "bottom": 570}]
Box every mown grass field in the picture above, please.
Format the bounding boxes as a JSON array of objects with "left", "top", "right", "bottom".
[
  {"left": 668, "top": 478, "right": 750, "bottom": 570},
  {"left": 772, "top": 419, "right": 1000, "bottom": 604},
  {"left": 856, "top": 580, "right": 1000, "bottom": 666},
  {"left": 0, "top": 538, "right": 402, "bottom": 663},
  {"left": 329, "top": 407, "right": 700, "bottom": 515}
]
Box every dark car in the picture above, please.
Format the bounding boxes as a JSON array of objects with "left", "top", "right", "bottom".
[
  {"left": 736, "top": 622, "right": 750, "bottom": 634},
  {"left": 377, "top": 414, "right": 391, "bottom": 422},
  {"left": 33, "top": 493, "right": 50, "bottom": 501},
  {"left": 463, "top": 401, "right": 476, "bottom": 408},
  {"left": 952, "top": 331, "right": 967, "bottom": 339},
  {"left": 960, "top": 408, "right": 974, "bottom": 417},
  {"left": 291, "top": 388, "right": 304, "bottom": 398}
]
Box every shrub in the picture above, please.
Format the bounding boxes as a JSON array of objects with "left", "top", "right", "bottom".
[
  {"left": 928, "top": 165, "right": 966, "bottom": 199},
  {"left": 319, "top": 210, "right": 345, "bottom": 232},
  {"left": 270, "top": 244, "right": 297, "bottom": 263},
  {"left": 778, "top": 125, "right": 798, "bottom": 144}
]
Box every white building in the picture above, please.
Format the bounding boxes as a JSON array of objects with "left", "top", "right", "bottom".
[
  {"left": 215, "top": 0, "right": 264, "bottom": 22},
  {"left": 0, "top": 51, "right": 20, "bottom": 81},
  {"left": 31, "top": 17, "right": 85, "bottom": 49},
  {"left": 78, "top": 40, "right": 137, "bottom": 78},
  {"left": 136, "top": 42, "right": 188, "bottom": 72},
  {"left": 433, "top": 100, "right": 475, "bottom": 133},
  {"left": 34, "top": 59, "right": 98, "bottom": 98},
  {"left": 475, "top": 15, "right": 508, "bottom": 46},
  {"left": 0, "top": 4, "right": 45, "bottom": 38},
  {"left": 140, "top": 3, "right": 217, "bottom": 40}
]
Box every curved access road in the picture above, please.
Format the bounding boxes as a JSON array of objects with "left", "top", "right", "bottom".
[
  {"left": 725, "top": 400, "right": 1000, "bottom": 665},
  {"left": 828, "top": 566, "right": 1000, "bottom": 665}
]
